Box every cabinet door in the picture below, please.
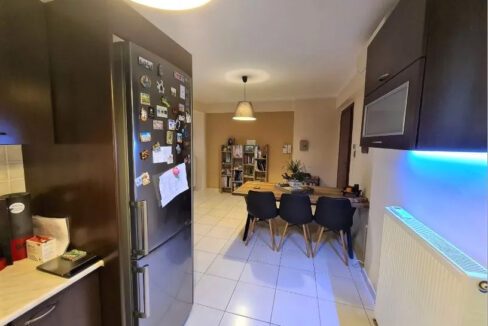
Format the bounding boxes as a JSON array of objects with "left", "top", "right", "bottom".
[
  {"left": 11, "top": 271, "right": 101, "bottom": 326},
  {"left": 0, "top": 0, "right": 53, "bottom": 145},
  {"left": 365, "top": 0, "right": 427, "bottom": 95},
  {"left": 361, "top": 59, "right": 425, "bottom": 150},
  {"left": 417, "top": 0, "right": 487, "bottom": 151}
]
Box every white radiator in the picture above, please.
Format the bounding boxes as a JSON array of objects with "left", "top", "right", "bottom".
[{"left": 375, "top": 206, "right": 487, "bottom": 326}]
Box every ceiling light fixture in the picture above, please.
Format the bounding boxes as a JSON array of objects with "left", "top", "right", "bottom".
[
  {"left": 233, "top": 76, "right": 256, "bottom": 121},
  {"left": 129, "top": 0, "right": 212, "bottom": 11}
]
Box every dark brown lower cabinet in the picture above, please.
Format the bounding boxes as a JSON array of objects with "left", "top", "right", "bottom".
[{"left": 9, "top": 271, "right": 101, "bottom": 326}]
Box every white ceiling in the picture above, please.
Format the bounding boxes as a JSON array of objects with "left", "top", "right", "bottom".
[{"left": 130, "top": 0, "right": 397, "bottom": 103}]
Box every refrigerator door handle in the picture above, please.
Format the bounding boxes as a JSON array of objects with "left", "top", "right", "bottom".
[
  {"left": 135, "top": 264, "right": 151, "bottom": 319},
  {"left": 133, "top": 200, "right": 149, "bottom": 256}
]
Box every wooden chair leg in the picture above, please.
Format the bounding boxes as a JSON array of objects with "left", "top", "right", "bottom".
[
  {"left": 268, "top": 219, "right": 276, "bottom": 251},
  {"left": 245, "top": 218, "right": 257, "bottom": 246},
  {"left": 314, "top": 226, "right": 325, "bottom": 256},
  {"left": 339, "top": 230, "right": 348, "bottom": 266},
  {"left": 306, "top": 224, "right": 314, "bottom": 257},
  {"left": 278, "top": 222, "right": 289, "bottom": 251},
  {"left": 302, "top": 225, "right": 311, "bottom": 258}
]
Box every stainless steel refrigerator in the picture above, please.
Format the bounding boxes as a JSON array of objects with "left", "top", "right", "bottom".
[{"left": 112, "top": 40, "right": 193, "bottom": 326}]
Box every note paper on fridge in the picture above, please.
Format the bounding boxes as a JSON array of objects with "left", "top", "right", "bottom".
[{"left": 159, "top": 163, "right": 189, "bottom": 207}]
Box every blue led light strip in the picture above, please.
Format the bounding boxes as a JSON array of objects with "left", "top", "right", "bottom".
[{"left": 410, "top": 151, "right": 487, "bottom": 164}]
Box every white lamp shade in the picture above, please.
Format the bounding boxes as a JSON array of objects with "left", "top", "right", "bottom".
[
  {"left": 129, "top": 0, "right": 212, "bottom": 10},
  {"left": 233, "top": 101, "right": 256, "bottom": 121}
]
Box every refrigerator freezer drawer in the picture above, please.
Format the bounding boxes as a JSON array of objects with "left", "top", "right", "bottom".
[{"left": 132, "top": 225, "right": 192, "bottom": 326}]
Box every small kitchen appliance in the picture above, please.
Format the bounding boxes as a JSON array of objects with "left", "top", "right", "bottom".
[{"left": 0, "top": 192, "right": 33, "bottom": 265}]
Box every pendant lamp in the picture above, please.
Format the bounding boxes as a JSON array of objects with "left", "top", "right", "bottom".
[
  {"left": 129, "top": 0, "right": 212, "bottom": 10},
  {"left": 233, "top": 76, "right": 256, "bottom": 121}
]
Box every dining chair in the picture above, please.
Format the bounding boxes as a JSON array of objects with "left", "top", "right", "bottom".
[
  {"left": 245, "top": 191, "right": 279, "bottom": 250},
  {"left": 277, "top": 193, "right": 314, "bottom": 257},
  {"left": 313, "top": 196, "right": 356, "bottom": 266}
]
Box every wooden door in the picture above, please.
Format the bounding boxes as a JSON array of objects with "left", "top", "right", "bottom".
[{"left": 337, "top": 104, "right": 354, "bottom": 189}]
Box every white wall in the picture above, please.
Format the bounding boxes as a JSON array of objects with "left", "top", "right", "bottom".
[
  {"left": 366, "top": 148, "right": 488, "bottom": 289},
  {"left": 292, "top": 98, "right": 340, "bottom": 187}
]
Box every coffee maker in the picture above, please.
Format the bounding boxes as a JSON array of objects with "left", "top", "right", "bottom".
[{"left": 0, "top": 192, "right": 33, "bottom": 268}]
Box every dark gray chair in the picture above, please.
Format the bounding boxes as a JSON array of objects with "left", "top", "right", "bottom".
[
  {"left": 245, "top": 191, "right": 279, "bottom": 250},
  {"left": 278, "top": 193, "right": 314, "bottom": 257},
  {"left": 313, "top": 196, "right": 356, "bottom": 265}
]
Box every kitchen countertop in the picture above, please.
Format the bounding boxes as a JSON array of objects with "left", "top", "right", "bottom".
[{"left": 0, "top": 258, "right": 104, "bottom": 325}]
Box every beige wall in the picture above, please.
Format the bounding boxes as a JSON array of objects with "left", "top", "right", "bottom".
[
  {"left": 192, "top": 109, "right": 206, "bottom": 190},
  {"left": 0, "top": 145, "right": 26, "bottom": 195},
  {"left": 199, "top": 98, "right": 341, "bottom": 188},
  {"left": 205, "top": 112, "right": 294, "bottom": 188},
  {"left": 292, "top": 98, "right": 340, "bottom": 187}
]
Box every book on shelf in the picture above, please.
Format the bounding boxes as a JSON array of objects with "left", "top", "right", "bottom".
[
  {"left": 256, "top": 160, "right": 267, "bottom": 172},
  {"left": 232, "top": 145, "right": 243, "bottom": 158}
]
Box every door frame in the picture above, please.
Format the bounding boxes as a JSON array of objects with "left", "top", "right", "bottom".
[{"left": 336, "top": 103, "right": 354, "bottom": 188}]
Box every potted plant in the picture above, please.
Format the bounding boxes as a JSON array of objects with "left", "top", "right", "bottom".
[{"left": 282, "top": 160, "right": 308, "bottom": 188}]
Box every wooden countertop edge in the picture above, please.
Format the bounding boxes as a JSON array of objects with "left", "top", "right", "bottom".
[
  {"left": 0, "top": 259, "right": 104, "bottom": 325},
  {"left": 231, "top": 181, "right": 370, "bottom": 208}
]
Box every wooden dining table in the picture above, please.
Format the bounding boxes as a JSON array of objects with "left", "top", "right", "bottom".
[{"left": 232, "top": 181, "right": 369, "bottom": 258}]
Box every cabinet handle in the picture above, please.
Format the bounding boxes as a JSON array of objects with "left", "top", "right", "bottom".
[
  {"left": 378, "top": 73, "right": 390, "bottom": 82},
  {"left": 371, "top": 141, "right": 383, "bottom": 144},
  {"left": 24, "top": 304, "right": 57, "bottom": 325},
  {"left": 0, "top": 132, "right": 6, "bottom": 136}
]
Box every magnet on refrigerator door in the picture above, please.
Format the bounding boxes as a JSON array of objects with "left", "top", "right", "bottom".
[
  {"left": 161, "top": 97, "right": 171, "bottom": 108},
  {"left": 179, "top": 85, "right": 186, "bottom": 100},
  {"left": 140, "top": 75, "right": 151, "bottom": 88},
  {"left": 138, "top": 56, "right": 153, "bottom": 70},
  {"left": 140, "top": 107, "right": 148, "bottom": 121},
  {"left": 153, "top": 120, "right": 164, "bottom": 130},
  {"left": 166, "top": 131, "right": 174, "bottom": 144},
  {"left": 148, "top": 107, "right": 155, "bottom": 119},
  {"left": 152, "top": 142, "right": 161, "bottom": 152},
  {"left": 156, "top": 105, "right": 168, "bottom": 118},
  {"left": 135, "top": 172, "right": 151, "bottom": 187},
  {"left": 140, "top": 149, "right": 150, "bottom": 160},
  {"left": 139, "top": 131, "right": 151, "bottom": 142},
  {"left": 174, "top": 71, "right": 185, "bottom": 82},
  {"left": 156, "top": 80, "right": 165, "bottom": 94},
  {"left": 140, "top": 92, "right": 151, "bottom": 105},
  {"left": 168, "top": 119, "right": 176, "bottom": 131}
]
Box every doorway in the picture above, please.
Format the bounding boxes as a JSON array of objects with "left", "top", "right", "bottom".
[{"left": 336, "top": 103, "right": 354, "bottom": 189}]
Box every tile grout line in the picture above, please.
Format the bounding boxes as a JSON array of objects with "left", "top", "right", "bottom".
[
  {"left": 220, "top": 214, "right": 258, "bottom": 318},
  {"left": 269, "top": 230, "right": 284, "bottom": 326}
]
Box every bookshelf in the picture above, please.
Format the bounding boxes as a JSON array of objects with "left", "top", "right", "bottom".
[{"left": 220, "top": 144, "right": 269, "bottom": 192}]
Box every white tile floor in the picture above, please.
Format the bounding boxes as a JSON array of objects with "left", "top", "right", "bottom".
[{"left": 187, "top": 189, "right": 375, "bottom": 326}]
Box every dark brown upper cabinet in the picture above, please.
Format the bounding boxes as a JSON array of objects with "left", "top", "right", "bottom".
[
  {"left": 361, "top": 0, "right": 487, "bottom": 151},
  {"left": 365, "top": 0, "right": 427, "bottom": 96},
  {"left": 0, "top": 0, "right": 54, "bottom": 145}
]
